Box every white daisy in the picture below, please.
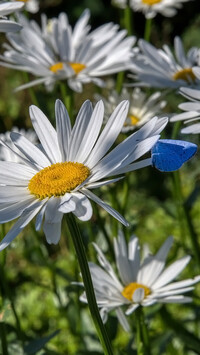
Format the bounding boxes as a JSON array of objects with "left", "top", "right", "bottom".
[
  {"left": 0, "top": 10, "right": 136, "bottom": 92},
  {"left": 130, "top": 37, "right": 200, "bottom": 89},
  {"left": 80, "top": 232, "right": 200, "bottom": 331},
  {"left": 14, "top": 0, "right": 39, "bottom": 13},
  {"left": 0, "top": 2, "right": 24, "bottom": 32},
  {"left": 171, "top": 85, "right": 200, "bottom": 134},
  {"left": 0, "top": 127, "right": 37, "bottom": 162},
  {"left": 95, "top": 88, "right": 166, "bottom": 132},
  {"left": 128, "top": 0, "right": 191, "bottom": 19},
  {"left": 0, "top": 99, "right": 167, "bottom": 250}
]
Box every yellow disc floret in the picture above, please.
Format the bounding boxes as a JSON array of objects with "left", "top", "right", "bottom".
[
  {"left": 173, "top": 68, "right": 196, "bottom": 83},
  {"left": 50, "top": 62, "right": 64, "bottom": 73},
  {"left": 122, "top": 282, "right": 151, "bottom": 302},
  {"left": 142, "top": 0, "right": 162, "bottom": 5},
  {"left": 28, "top": 162, "right": 90, "bottom": 199},
  {"left": 128, "top": 114, "right": 140, "bottom": 126},
  {"left": 69, "top": 62, "right": 86, "bottom": 75}
]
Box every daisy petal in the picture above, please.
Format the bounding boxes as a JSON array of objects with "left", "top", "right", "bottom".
[
  {"left": 29, "top": 105, "right": 61, "bottom": 163},
  {"left": 82, "top": 188, "right": 129, "bottom": 226},
  {"left": 0, "top": 200, "right": 45, "bottom": 251},
  {"left": 152, "top": 255, "right": 191, "bottom": 289}
]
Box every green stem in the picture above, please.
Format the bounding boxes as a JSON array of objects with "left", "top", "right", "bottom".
[
  {"left": 116, "top": 72, "right": 124, "bottom": 94},
  {"left": 0, "top": 323, "right": 9, "bottom": 355},
  {"left": 124, "top": 4, "right": 132, "bottom": 35},
  {"left": 65, "top": 213, "right": 114, "bottom": 355},
  {"left": 172, "top": 171, "right": 200, "bottom": 269},
  {"left": 144, "top": 18, "right": 152, "bottom": 42},
  {"left": 22, "top": 72, "right": 39, "bottom": 107},
  {"left": 60, "top": 82, "right": 74, "bottom": 120},
  {"left": 135, "top": 307, "right": 151, "bottom": 355}
]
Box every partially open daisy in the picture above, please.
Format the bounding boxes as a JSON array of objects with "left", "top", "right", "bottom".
[
  {"left": 0, "top": 10, "right": 135, "bottom": 92},
  {"left": 80, "top": 232, "right": 200, "bottom": 331},
  {"left": 130, "top": 37, "right": 200, "bottom": 89},
  {"left": 171, "top": 86, "right": 200, "bottom": 134},
  {"left": 0, "top": 2, "right": 24, "bottom": 32},
  {"left": 129, "top": 0, "right": 191, "bottom": 19},
  {"left": 0, "top": 99, "right": 167, "bottom": 250},
  {"left": 95, "top": 88, "right": 166, "bottom": 132},
  {"left": 14, "top": 0, "right": 39, "bottom": 13}
]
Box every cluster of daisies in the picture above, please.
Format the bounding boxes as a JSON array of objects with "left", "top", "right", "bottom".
[{"left": 0, "top": 0, "right": 200, "bottom": 332}]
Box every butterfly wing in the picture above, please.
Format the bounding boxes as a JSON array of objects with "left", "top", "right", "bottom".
[{"left": 151, "top": 139, "right": 197, "bottom": 172}]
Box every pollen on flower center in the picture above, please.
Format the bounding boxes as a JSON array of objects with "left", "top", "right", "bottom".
[
  {"left": 50, "top": 62, "right": 64, "bottom": 73},
  {"left": 69, "top": 62, "right": 86, "bottom": 75},
  {"left": 173, "top": 68, "right": 196, "bottom": 83},
  {"left": 28, "top": 162, "right": 90, "bottom": 199},
  {"left": 142, "top": 0, "right": 162, "bottom": 5},
  {"left": 16, "top": 0, "right": 28, "bottom": 2},
  {"left": 122, "top": 282, "right": 151, "bottom": 302},
  {"left": 126, "top": 114, "right": 139, "bottom": 126}
]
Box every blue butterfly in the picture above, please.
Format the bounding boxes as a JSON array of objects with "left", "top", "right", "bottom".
[{"left": 151, "top": 139, "right": 198, "bottom": 172}]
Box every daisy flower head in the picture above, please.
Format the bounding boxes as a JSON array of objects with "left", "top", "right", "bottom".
[
  {"left": 171, "top": 86, "right": 200, "bottom": 134},
  {"left": 14, "top": 0, "right": 39, "bottom": 13},
  {"left": 95, "top": 88, "right": 166, "bottom": 132},
  {"left": 0, "top": 1, "right": 24, "bottom": 32},
  {"left": 130, "top": 37, "right": 200, "bottom": 89},
  {"left": 0, "top": 127, "right": 37, "bottom": 162},
  {"left": 0, "top": 99, "right": 168, "bottom": 250},
  {"left": 128, "top": 0, "right": 191, "bottom": 19},
  {"left": 0, "top": 10, "right": 136, "bottom": 92},
  {"left": 80, "top": 232, "right": 200, "bottom": 331}
]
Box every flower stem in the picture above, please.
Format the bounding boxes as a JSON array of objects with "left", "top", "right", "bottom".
[
  {"left": 23, "top": 72, "right": 39, "bottom": 107},
  {"left": 60, "top": 82, "right": 74, "bottom": 120},
  {"left": 0, "top": 323, "right": 9, "bottom": 355},
  {"left": 144, "top": 18, "right": 152, "bottom": 42},
  {"left": 124, "top": 3, "right": 133, "bottom": 36},
  {"left": 172, "top": 170, "right": 200, "bottom": 269},
  {"left": 135, "top": 307, "right": 151, "bottom": 355},
  {"left": 65, "top": 213, "right": 114, "bottom": 355}
]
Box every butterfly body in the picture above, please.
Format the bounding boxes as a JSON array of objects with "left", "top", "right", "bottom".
[{"left": 151, "top": 139, "right": 197, "bottom": 172}]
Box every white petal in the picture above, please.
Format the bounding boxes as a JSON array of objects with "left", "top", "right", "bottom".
[
  {"left": 43, "top": 220, "right": 62, "bottom": 245},
  {"left": 82, "top": 188, "right": 129, "bottom": 226},
  {"left": 86, "top": 100, "right": 129, "bottom": 168},
  {"left": 0, "top": 196, "right": 36, "bottom": 223},
  {"left": 71, "top": 192, "right": 93, "bottom": 221},
  {"left": 74, "top": 100, "right": 104, "bottom": 163},
  {"left": 0, "top": 199, "right": 45, "bottom": 251},
  {"left": 29, "top": 105, "right": 61, "bottom": 163},
  {"left": 132, "top": 288, "right": 145, "bottom": 303},
  {"left": 125, "top": 303, "right": 139, "bottom": 315},
  {"left": 10, "top": 132, "right": 51, "bottom": 168},
  {"left": 116, "top": 308, "right": 130, "bottom": 332},
  {"left": 152, "top": 255, "right": 191, "bottom": 289},
  {"left": 0, "top": 186, "right": 30, "bottom": 203},
  {"left": 55, "top": 99, "right": 71, "bottom": 162},
  {"left": 0, "top": 161, "right": 35, "bottom": 185},
  {"left": 68, "top": 100, "right": 93, "bottom": 161},
  {"left": 138, "top": 236, "right": 173, "bottom": 287}
]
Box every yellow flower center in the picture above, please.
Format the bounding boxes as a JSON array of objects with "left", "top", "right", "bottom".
[
  {"left": 69, "top": 62, "right": 86, "bottom": 75},
  {"left": 50, "top": 62, "right": 64, "bottom": 73},
  {"left": 28, "top": 162, "right": 90, "bottom": 199},
  {"left": 50, "top": 62, "right": 86, "bottom": 75},
  {"left": 173, "top": 68, "right": 196, "bottom": 83},
  {"left": 127, "top": 114, "right": 140, "bottom": 126},
  {"left": 16, "top": 0, "right": 29, "bottom": 2},
  {"left": 142, "top": 0, "right": 162, "bottom": 5},
  {"left": 122, "top": 282, "right": 151, "bottom": 302}
]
